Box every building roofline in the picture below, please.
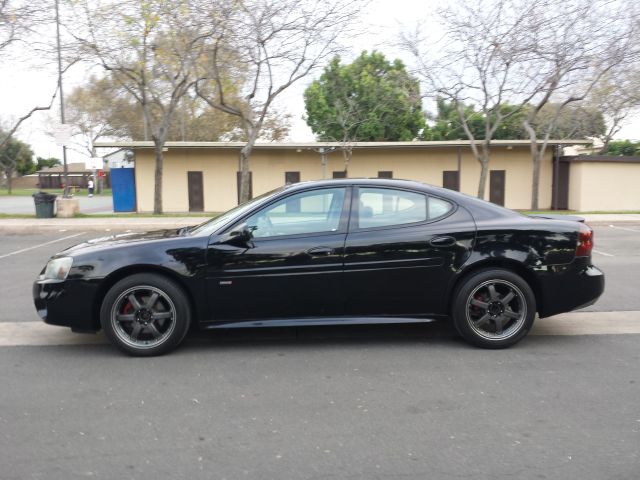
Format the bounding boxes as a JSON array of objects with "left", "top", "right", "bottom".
[
  {"left": 94, "top": 139, "right": 592, "bottom": 150},
  {"left": 561, "top": 155, "right": 640, "bottom": 164}
]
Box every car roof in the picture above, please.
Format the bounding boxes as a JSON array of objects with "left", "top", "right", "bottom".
[
  {"left": 281, "top": 178, "right": 522, "bottom": 219},
  {"left": 283, "top": 177, "right": 433, "bottom": 192}
]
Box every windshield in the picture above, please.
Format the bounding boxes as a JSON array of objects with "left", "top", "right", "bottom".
[{"left": 189, "top": 187, "right": 284, "bottom": 235}]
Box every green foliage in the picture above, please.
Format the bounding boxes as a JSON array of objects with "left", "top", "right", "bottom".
[
  {"left": 35, "top": 157, "right": 61, "bottom": 170},
  {"left": 304, "top": 51, "right": 425, "bottom": 141},
  {"left": 533, "top": 103, "right": 606, "bottom": 139},
  {"left": 0, "top": 133, "right": 34, "bottom": 177},
  {"left": 424, "top": 99, "right": 605, "bottom": 141},
  {"left": 423, "top": 98, "right": 527, "bottom": 140},
  {"left": 602, "top": 140, "right": 640, "bottom": 156}
]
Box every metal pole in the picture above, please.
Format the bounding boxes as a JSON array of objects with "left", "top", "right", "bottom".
[{"left": 55, "top": 0, "right": 69, "bottom": 195}]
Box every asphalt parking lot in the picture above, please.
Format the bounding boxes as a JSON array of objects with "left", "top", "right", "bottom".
[{"left": 0, "top": 224, "right": 639, "bottom": 479}]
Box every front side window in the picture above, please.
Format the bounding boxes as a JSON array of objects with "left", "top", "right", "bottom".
[{"left": 244, "top": 188, "right": 346, "bottom": 238}]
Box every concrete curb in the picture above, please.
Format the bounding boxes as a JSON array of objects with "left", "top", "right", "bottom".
[{"left": 1, "top": 311, "right": 639, "bottom": 346}]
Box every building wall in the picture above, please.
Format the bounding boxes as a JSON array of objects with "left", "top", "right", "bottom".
[
  {"left": 134, "top": 146, "right": 554, "bottom": 212},
  {"left": 568, "top": 161, "right": 640, "bottom": 211}
]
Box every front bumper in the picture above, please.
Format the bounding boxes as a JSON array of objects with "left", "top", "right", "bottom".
[
  {"left": 537, "top": 261, "right": 605, "bottom": 318},
  {"left": 33, "top": 278, "right": 102, "bottom": 332}
]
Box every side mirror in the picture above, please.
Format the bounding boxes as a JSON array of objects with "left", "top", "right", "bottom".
[{"left": 225, "top": 224, "right": 256, "bottom": 244}]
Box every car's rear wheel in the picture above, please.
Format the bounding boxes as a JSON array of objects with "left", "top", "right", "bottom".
[
  {"left": 452, "top": 269, "right": 536, "bottom": 348},
  {"left": 100, "top": 273, "right": 191, "bottom": 356}
]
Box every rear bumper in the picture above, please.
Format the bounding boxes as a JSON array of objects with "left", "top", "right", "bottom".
[
  {"left": 33, "top": 278, "right": 102, "bottom": 332},
  {"left": 537, "top": 262, "right": 605, "bottom": 318}
]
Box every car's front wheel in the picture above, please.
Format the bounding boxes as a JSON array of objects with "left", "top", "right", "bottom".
[
  {"left": 452, "top": 269, "right": 536, "bottom": 348},
  {"left": 100, "top": 273, "right": 191, "bottom": 356}
]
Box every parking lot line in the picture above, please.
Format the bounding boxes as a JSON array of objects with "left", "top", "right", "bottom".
[
  {"left": 592, "top": 249, "right": 614, "bottom": 257},
  {"left": 609, "top": 224, "right": 640, "bottom": 233},
  {"left": 0, "top": 232, "right": 86, "bottom": 260}
]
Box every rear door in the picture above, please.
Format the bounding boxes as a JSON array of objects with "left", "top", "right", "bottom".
[{"left": 343, "top": 186, "right": 476, "bottom": 316}]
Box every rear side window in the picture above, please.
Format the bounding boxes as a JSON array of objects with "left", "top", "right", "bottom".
[
  {"left": 357, "top": 188, "right": 453, "bottom": 229},
  {"left": 428, "top": 196, "right": 454, "bottom": 220},
  {"left": 358, "top": 188, "right": 427, "bottom": 229}
]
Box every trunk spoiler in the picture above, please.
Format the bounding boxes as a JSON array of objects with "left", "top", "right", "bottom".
[{"left": 528, "top": 214, "right": 585, "bottom": 223}]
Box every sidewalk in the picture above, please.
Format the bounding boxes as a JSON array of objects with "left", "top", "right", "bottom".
[{"left": 0, "top": 213, "right": 638, "bottom": 234}]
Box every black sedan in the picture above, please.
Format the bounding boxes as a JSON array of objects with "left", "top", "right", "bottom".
[{"left": 34, "top": 179, "right": 604, "bottom": 356}]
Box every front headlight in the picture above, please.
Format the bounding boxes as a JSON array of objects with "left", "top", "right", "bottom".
[{"left": 43, "top": 257, "right": 74, "bottom": 280}]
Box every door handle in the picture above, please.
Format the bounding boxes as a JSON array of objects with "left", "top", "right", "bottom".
[
  {"left": 306, "top": 246, "right": 334, "bottom": 256},
  {"left": 430, "top": 236, "right": 456, "bottom": 247}
]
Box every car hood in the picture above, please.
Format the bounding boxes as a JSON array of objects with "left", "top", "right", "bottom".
[{"left": 60, "top": 228, "right": 190, "bottom": 256}]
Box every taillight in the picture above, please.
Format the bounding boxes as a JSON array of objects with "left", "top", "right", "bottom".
[{"left": 576, "top": 223, "right": 593, "bottom": 257}]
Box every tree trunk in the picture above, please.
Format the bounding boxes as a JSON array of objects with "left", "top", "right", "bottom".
[
  {"left": 238, "top": 144, "right": 253, "bottom": 204},
  {"left": 523, "top": 119, "right": 542, "bottom": 210},
  {"left": 238, "top": 125, "right": 262, "bottom": 204},
  {"left": 476, "top": 142, "right": 491, "bottom": 200},
  {"left": 153, "top": 142, "right": 164, "bottom": 214},
  {"left": 531, "top": 151, "right": 541, "bottom": 211},
  {"left": 342, "top": 147, "right": 352, "bottom": 176},
  {"left": 7, "top": 170, "right": 12, "bottom": 195}
]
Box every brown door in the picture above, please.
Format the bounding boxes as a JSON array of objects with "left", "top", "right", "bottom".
[
  {"left": 489, "top": 170, "right": 506, "bottom": 206},
  {"left": 285, "top": 171, "right": 300, "bottom": 184},
  {"left": 443, "top": 171, "right": 460, "bottom": 191},
  {"left": 187, "top": 171, "right": 204, "bottom": 212},
  {"left": 552, "top": 161, "right": 570, "bottom": 210}
]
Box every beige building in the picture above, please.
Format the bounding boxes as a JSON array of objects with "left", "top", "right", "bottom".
[
  {"left": 93, "top": 139, "right": 640, "bottom": 213},
  {"left": 562, "top": 156, "right": 640, "bottom": 211}
]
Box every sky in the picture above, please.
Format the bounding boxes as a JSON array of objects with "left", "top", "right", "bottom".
[{"left": 1, "top": 0, "right": 638, "bottom": 163}]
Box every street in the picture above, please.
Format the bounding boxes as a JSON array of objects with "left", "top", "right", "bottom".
[{"left": 1, "top": 224, "right": 639, "bottom": 479}]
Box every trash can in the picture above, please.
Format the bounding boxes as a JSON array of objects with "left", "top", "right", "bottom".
[{"left": 32, "top": 191, "right": 57, "bottom": 218}]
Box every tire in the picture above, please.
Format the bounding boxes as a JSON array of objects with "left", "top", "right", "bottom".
[
  {"left": 100, "top": 273, "right": 191, "bottom": 356},
  {"left": 451, "top": 268, "right": 536, "bottom": 349}
]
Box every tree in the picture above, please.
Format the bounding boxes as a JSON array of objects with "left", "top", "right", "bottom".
[
  {"left": 532, "top": 103, "right": 605, "bottom": 140},
  {"left": 602, "top": 140, "right": 640, "bottom": 156},
  {"left": 0, "top": 1, "right": 62, "bottom": 149},
  {"left": 0, "top": 132, "right": 34, "bottom": 193},
  {"left": 196, "top": 0, "right": 363, "bottom": 203},
  {"left": 588, "top": 71, "right": 640, "bottom": 154},
  {"left": 73, "top": 0, "right": 214, "bottom": 213},
  {"left": 65, "top": 73, "right": 289, "bottom": 146},
  {"left": 424, "top": 98, "right": 527, "bottom": 141},
  {"left": 35, "top": 156, "right": 61, "bottom": 170},
  {"left": 403, "top": 0, "right": 543, "bottom": 200},
  {"left": 518, "top": 0, "right": 635, "bottom": 209},
  {"left": 304, "top": 51, "right": 424, "bottom": 174}
]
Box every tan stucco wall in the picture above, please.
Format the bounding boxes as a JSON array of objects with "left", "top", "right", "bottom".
[
  {"left": 133, "top": 146, "right": 554, "bottom": 212},
  {"left": 568, "top": 161, "right": 640, "bottom": 211}
]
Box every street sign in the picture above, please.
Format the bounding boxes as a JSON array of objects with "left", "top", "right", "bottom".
[
  {"left": 53, "top": 124, "right": 74, "bottom": 146},
  {"left": 86, "top": 157, "right": 103, "bottom": 170}
]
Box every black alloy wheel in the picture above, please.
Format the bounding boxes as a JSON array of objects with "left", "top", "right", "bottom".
[
  {"left": 452, "top": 268, "right": 536, "bottom": 348},
  {"left": 100, "top": 273, "right": 191, "bottom": 356}
]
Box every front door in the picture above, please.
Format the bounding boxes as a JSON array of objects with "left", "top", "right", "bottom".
[
  {"left": 206, "top": 187, "right": 350, "bottom": 321},
  {"left": 343, "top": 186, "right": 475, "bottom": 316}
]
